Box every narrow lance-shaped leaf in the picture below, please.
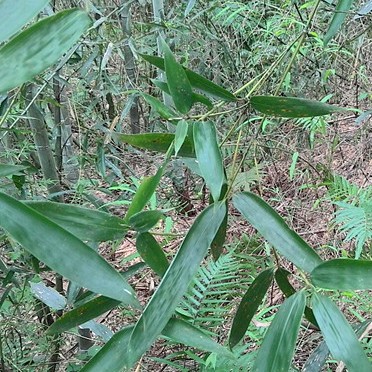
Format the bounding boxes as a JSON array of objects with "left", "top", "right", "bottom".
[
  {"left": 253, "top": 291, "right": 306, "bottom": 372},
  {"left": 30, "top": 281, "right": 67, "bottom": 311},
  {"left": 229, "top": 268, "right": 274, "bottom": 349},
  {"left": 47, "top": 295, "right": 121, "bottom": 335},
  {"left": 275, "top": 268, "right": 318, "bottom": 328},
  {"left": 161, "top": 37, "right": 193, "bottom": 114},
  {"left": 124, "top": 166, "right": 163, "bottom": 221},
  {"left": 324, "top": 0, "right": 353, "bottom": 46},
  {"left": 233, "top": 192, "right": 322, "bottom": 273},
  {"left": 152, "top": 80, "right": 213, "bottom": 109},
  {"left": 136, "top": 232, "right": 169, "bottom": 277},
  {"left": 140, "top": 92, "right": 177, "bottom": 120},
  {"left": 211, "top": 202, "right": 228, "bottom": 261},
  {"left": 25, "top": 201, "right": 126, "bottom": 242},
  {"left": 194, "top": 121, "right": 226, "bottom": 202},
  {"left": 48, "top": 264, "right": 146, "bottom": 335},
  {"left": 162, "top": 318, "right": 232, "bottom": 357},
  {"left": 250, "top": 96, "right": 345, "bottom": 118},
  {"left": 127, "top": 202, "right": 226, "bottom": 368},
  {"left": 0, "top": 163, "right": 28, "bottom": 177},
  {"left": 303, "top": 320, "right": 372, "bottom": 372},
  {"left": 82, "top": 316, "right": 231, "bottom": 371},
  {"left": 116, "top": 133, "right": 195, "bottom": 158},
  {"left": 0, "top": 9, "right": 92, "bottom": 92},
  {"left": 312, "top": 293, "right": 371, "bottom": 372},
  {"left": 0, "top": 192, "right": 139, "bottom": 307},
  {"left": 174, "top": 119, "right": 189, "bottom": 156},
  {"left": 129, "top": 210, "right": 164, "bottom": 233},
  {"left": 139, "top": 54, "right": 236, "bottom": 102},
  {"left": 0, "top": 0, "right": 50, "bottom": 43},
  {"left": 311, "top": 259, "right": 372, "bottom": 290},
  {"left": 85, "top": 202, "right": 226, "bottom": 370}
]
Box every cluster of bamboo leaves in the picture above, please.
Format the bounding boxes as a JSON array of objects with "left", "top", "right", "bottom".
[{"left": 0, "top": 1, "right": 371, "bottom": 371}]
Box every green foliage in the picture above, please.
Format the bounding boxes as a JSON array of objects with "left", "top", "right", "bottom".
[{"left": 0, "top": 0, "right": 370, "bottom": 370}]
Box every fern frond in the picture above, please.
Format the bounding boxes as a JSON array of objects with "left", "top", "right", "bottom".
[
  {"left": 335, "top": 199, "right": 372, "bottom": 258},
  {"left": 179, "top": 251, "right": 252, "bottom": 336},
  {"left": 327, "top": 175, "right": 361, "bottom": 202}
]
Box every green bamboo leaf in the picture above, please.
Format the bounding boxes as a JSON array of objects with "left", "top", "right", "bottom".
[
  {"left": 47, "top": 295, "right": 120, "bottom": 335},
  {"left": 136, "top": 232, "right": 169, "bottom": 277},
  {"left": 152, "top": 80, "right": 213, "bottom": 109},
  {"left": 129, "top": 210, "right": 164, "bottom": 233},
  {"left": 126, "top": 202, "right": 226, "bottom": 368},
  {"left": 162, "top": 318, "right": 232, "bottom": 357},
  {"left": 250, "top": 96, "right": 345, "bottom": 118},
  {"left": 0, "top": 0, "right": 50, "bottom": 43},
  {"left": 85, "top": 202, "right": 226, "bottom": 370},
  {"left": 82, "top": 316, "right": 231, "bottom": 371},
  {"left": 229, "top": 268, "right": 274, "bottom": 349},
  {"left": 275, "top": 268, "right": 318, "bottom": 328},
  {"left": 0, "top": 192, "right": 139, "bottom": 307},
  {"left": 0, "top": 9, "right": 92, "bottom": 92},
  {"left": 25, "top": 201, "right": 126, "bottom": 242},
  {"left": 124, "top": 167, "right": 163, "bottom": 221},
  {"left": 324, "top": 0, "right": 353, "bottom": 46},
  {"left": 30, "top": 281, "right": 67, "bottom": 310},
  {"left": 161, "top": 38, "right": 193, "bottom": 114},
  {"left": 194, "top": 121, "right": 226, "bottom": 201},
  {"left": 312, "top": 293, "right": 371, "bottom": 371},
  {"left": 81, "top": 325, "right": 135, "bottom": 372},
  {"left": 233, "top": 192, "right": 322, "bottom": 273},
  {"left": 141, "top": 92, "right": 177, "bottom": 120},
  {"left": 211, "top": 203, "right": 228, "bottom": 261},
  {"left": 174, "top": 119, "right": 189, "bottom": 156},
  {"left": 0, "top": 163, "right": 28, "bottom": 177},
  {"left": 311, "top": 259, "right": 372, "bottom": 290},
  {"left": 139, "top": 54, "right": 236, "bottom": 102},
  {"left": 253, "top": 291, "right": 306, "bottom": 372},
  {"left": 303, "top": 320, "right": 372, "bottom": 372},
  {"left": 116, "top": 132, "right": 195, "bottom": 158}
]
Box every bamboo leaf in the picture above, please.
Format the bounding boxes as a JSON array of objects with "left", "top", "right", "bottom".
[
  {"left": 25, "top": 201, "right": 126, "bottom": 242},
  {"left": 311, "top": 259, "right": 372, "bottom": 290},
  {"left": 139, "top": 54, "right": 236, "bottom": 102},
  {"left": 275, "top": 268, "right": 318, "bottom": 328},
  {"left": 174, "top": 119, "right": 189, "bottom": 156},
  {"left": 253, "top": 291, "right": 306, "bottom": 372},
  {"left": 233, "top": 192, "right": 322, "bottom": 273},
  {"left": 0, "top": 163, "right": 28, "bottom": 177},
  {"left": 194, "top": 121, "right": 226, "bottom": 201},
  {"left": 86, "top": 202, "right": 226, "bottom": 369},
  {"left": 0, "top": 0, "right": 50, "bottom": 43},
  {"left": 82, "top": 315, "right": 232, "bottom": 371},
  {"left": 211, "top": 203, "right": 228, "bottom": 261},
  {"left": 161, "top": 38, "right": 193, "bottom": 114},
  {"left": 116, "top": 133, "right": 195, "bottom": 158},
  {"left": 124, "top": 166, "right": 163, "bottom": 221},
  {"left": 129, "top": 210, "right": 164, "bottom": 232},
  {"left": 312, "top": 293, "right": 371, "bottom": 371},
  {"left": 229, "top": 268, "right": 274, "bottom": 349},
  {"left": 30, "top": 281, "right": 67, "bottom": 310},
  {"left": 250, "top": 96, "right": 345, "bottom": 118},
  {"left": 0, "top": 9, "right": 91, "bottom": 92},
  {"left": 152, "top": 80, "right": 213, "bottom": 109},
  {"left": 47, "top": 295, "right": 120, "bottom": 335},
  {"left": 136, "top": 232, "right": 169, "bottom": 277},
  {"left": 162, "top": 318, "right": 232, "bottom": 357},
  {"left": 324, "top": 0, "right": 353, "bottom": 46},
  {"left": 141, "top": 92, "right": 177, "bottom": 120},
  {"left": 0, "top": 192, "right": 139, "bottom": 307},
  {"left": 81, "top": 325, "right": 135, "bottom": 372},
  {"left": 126, "top": 202, "right": 226, "bottom": 368}
]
